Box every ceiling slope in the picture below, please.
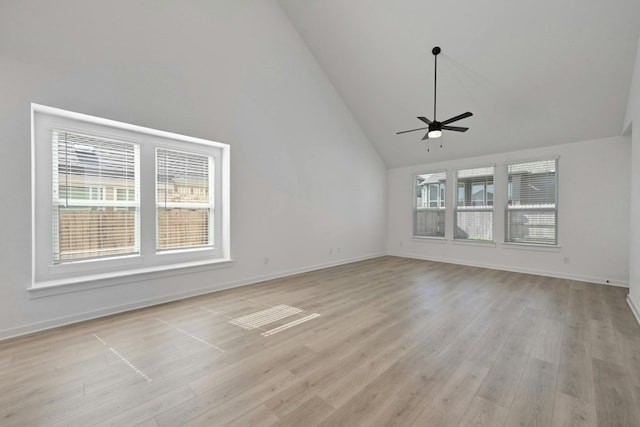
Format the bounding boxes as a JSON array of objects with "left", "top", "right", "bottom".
[{"left": 279, "top": 0, "right": 640, "bottom": 167}]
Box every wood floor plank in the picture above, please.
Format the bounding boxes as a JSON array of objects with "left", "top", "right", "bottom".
[
  {"left": 265, "top": 301, "right": 455, "bottom": 418},
  {"left": 591, "top": 357, "right": 640, "bottom": 427},
  {"left": 94, "top": 385, "right": 195, "bottom": 427},
  {"left": 269, "top": 396, "right": 334, "bottom": 427},
  {"left": 544, "top": 279, "right": 570, "bottom": 322},
  {"left": 616, "top": 332, "right": 640, "bottom": 388},
  {"left": 307, "top": 308, "right": 439, "bottom": 409},
  {"left": 316, "top": 295, "right": 495, "bottom": 427},
  {"left": 589, "top": 318, "right": 625, "bottom": 366},
  {"left": 463, "top": 308, "right": 518, "bottom": 369},
  {"left": 12, "top": 375, "right": 185, "bottom": 427},
  {"left": 179, "top": 370, "right": 298, "bottom": 427},
  {"left": 136, "top": 418, "right": 159, "bottom": 427},
  {"left": 503, "top": 357, "right": 558, "bottom": 427},
  {"left": 601, "top": 286, "right": 640, "bottom": 338},
  {"left": 369, "top": 304, "right": 504, "bottom": 426},
  {"left": 456, "top": 396, "right": 508, "bottom": 427},
  {"left": 551, "top": 392, "right": 597, "bottom": 427},
  {"left": 557, "top": 326, "right": 594, "bottom": 403},
  {"left": 476, "top": 308, "right": 545, "bottom": 409},
  {"left": 225, "top": 405, "right": 279, "bottom": 427},
  {"left": 313, "top": 358, "right": 413, "bottom": 427},
  {"left": 155, "top": 370, "right": 296, "bottom": 426},
  {"left": 187, "top": 344, "right": 312, "bottom": 396},
  {"left": 410, "top": 360, "right": 491, "bottom": 427},
  {"left": 566, "top": 286, "right": 589, "bottom": 328},
  {"left": 531, "top": 318, "right": 565, "bottom": 364},
  {"left": 584, "top": 284, "right": 607, "bottom": 322}
]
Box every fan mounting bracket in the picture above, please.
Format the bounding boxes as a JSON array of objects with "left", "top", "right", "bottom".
[{"left": 432, "top": 46, "right": 441, "bottom": 56}]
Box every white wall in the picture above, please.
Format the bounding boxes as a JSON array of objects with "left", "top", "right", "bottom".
[
  {"left": 387, "top": 136, "right": 631, "bottom": 286},
  {"left": 0, "top": 1, "right": 386, "bottom": 338},
  {"left": 626, "top": 32, "right": 640, "bottom": 322}
]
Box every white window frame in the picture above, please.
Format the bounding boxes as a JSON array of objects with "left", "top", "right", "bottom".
[
  {"left": 31, "top": 104, "right": 231, "bottom": 290},
  {"left": 504, "top": 158, "right": 559, "bottom": 246},
  {"left": 52, "top": 131, "right": 140, "bottom": 262},
  {"left": 413, "top": 171, "right": 446, "bottom": 239},
  {"left": 154, "top": 146, "right": 218, "bottom": 253},
  {"left": 454, "top": 165, "right": 495, "bottom": 242}
]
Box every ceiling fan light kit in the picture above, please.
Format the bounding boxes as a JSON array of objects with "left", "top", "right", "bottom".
[{"left": 397, "top": 46, "right": 473, "bottom": 146}]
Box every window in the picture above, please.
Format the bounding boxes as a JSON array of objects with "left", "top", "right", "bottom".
[
  {"left": 506, "top": 159, "right": 557, "bottom": 245},
  {"left": 32, "top": 104, "right": 230, "bottom": 288},
  {"left": 52, "top": 130, "right": 139, "bottom": 262},
  {"left": 156, "top": 148, "right": 214, "bottom": 251},
  {"left": 414, "top": 172, "right": 446, "bottom": 237},
  {"left": 455, "top": 167, "right": 494, "bottom": 241}
]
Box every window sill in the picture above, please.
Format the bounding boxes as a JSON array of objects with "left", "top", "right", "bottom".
[
  {"left": 412, "top": 236, "right": 447, "bottom": 243},
  {"left": 29, "top": 258, "right": 233, "bottom": 298},
  {"left": 501, "top": 243, "right": 561, "bottom": 252},
  {"left": 452, "top": 239, "right": 496, "bottom": 247},
  {"left": 48, "top": 254, "right": 144, "bottom": 276}
]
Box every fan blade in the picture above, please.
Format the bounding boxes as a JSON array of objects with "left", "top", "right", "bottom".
[
  {"left": 421, "top": 132, "right": 429, "bottom": 140},
  {"left": 396, "top": 126, "right": 429, "bottom": 135},
  {"left": 441, "top": 112, "right": 473, "bottom": 125},
  {"left": 442, "top": 125, "right": 469, "bottom": 132},
  {"left": 417, "top": 116, "right": 432, "bottom": 124}
]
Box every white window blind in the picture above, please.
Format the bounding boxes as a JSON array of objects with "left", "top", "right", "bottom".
[
  {"left": 414, "top": 172, "right": 446, "bottom": 237},
  {"left": 455, "top": 166, "right": 494, "bottom": 241},
  {"left": 506, "top": 159, "right": 557, "bottom": 245},
  {"left": 52, "top": 130, "right": 140, "bottom": 262},
  {"left": 156, "top": 148, "right": 214, "bottom": 251}
]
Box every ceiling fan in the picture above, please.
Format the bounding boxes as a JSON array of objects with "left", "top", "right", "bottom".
[{"left": 397, "top": 46, "right": 473, "bottom": 141}]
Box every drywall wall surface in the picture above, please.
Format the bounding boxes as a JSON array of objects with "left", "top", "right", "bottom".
[
  {"left": 0, "top": 0, "right": 386, "bottom": 338},
  {"left": 625, "top": 33, "right": 640, "bottom": 133},
  {"left": 631, "top": 127, "right": 640, "bottom": 320},
  {"left": 387, "top": 136, "right": 631, "bottom": 286},
  {"left": 628, "top": 34, "right": 640, "bottom": 320}
]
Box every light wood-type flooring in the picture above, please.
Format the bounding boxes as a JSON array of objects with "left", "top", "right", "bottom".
[{"left": 1, "top": 256, "right": 639, "bottom": 426}]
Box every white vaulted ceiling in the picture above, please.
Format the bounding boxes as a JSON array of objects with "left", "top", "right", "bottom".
[{"left": 279, "top": 0, "right": 640, "bottom": 167}]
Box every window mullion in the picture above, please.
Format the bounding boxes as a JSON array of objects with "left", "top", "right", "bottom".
[{"left": 139, "top": 141, "right": 156, "bottom": 257}]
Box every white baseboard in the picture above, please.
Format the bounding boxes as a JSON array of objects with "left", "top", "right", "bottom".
[
  {"left": 628, "top": 295, "right": 640, "bottom": 326},
  {"left": 0, "top": 252, "right": 385, "bottom": 341},
  {"left": 388, "top": 251, "right": 630, "bottom": 288}
]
